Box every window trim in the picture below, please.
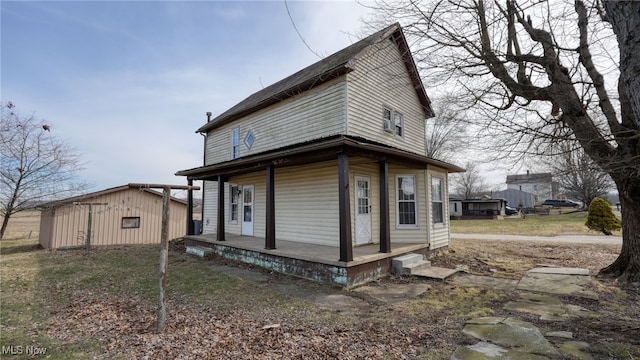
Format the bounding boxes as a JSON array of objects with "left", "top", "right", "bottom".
[
  {"left": 396, "top": 175, "right": 418, "bottom": 228},
  {"left": 431, "top": 176, "right": 445, "bottom": 225},
  {"left": 229, "top": 184, "right": 239, "bottom": 224},
  {"left": 231, "top": 128, "right": 240, "bottom": 159},
  {"left": 121, "top": 216, "right": 140, "bottom": 229}
]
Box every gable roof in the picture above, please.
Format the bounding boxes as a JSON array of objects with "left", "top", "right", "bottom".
[
  {"left": 39, "top": 183, "right": 188, "bottom": 209},
  {"left": 197, "top": 23, "right": 432, "bottom": 133}
]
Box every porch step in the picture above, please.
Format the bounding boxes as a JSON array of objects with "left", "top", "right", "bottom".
[
  {"left": 392, "top": 253, "right": 432, "bottom": 276},
  {"left": 186, "top": 245, "right": 213, "bottom": 257}
]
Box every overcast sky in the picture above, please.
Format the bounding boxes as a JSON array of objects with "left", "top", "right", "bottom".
[
  {"left": 2, "top": 0, "right": 513, "bottom": 197},
  {"left": 2, "top": 1, "right": 379, "bottom": 195}
]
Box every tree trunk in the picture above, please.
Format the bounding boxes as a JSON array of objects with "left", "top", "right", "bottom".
[
  {"left": 598, "top": 178, "right": 640, "bottom": 283},
  {"left": 0, "top": 214, "right": 10, "bottom": 240}
]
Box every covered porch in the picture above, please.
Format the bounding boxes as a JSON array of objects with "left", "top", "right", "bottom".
[{"left": 183, "top": 232, "right": 434, "bottom": 288}]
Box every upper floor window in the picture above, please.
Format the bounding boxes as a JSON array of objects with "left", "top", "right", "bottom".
[
  {"left": 382, "top": 107, "right": 404, "bottom": 137},
  {"left": 397, "top": 175, "right": 417, "bottom": 227},
  {"left": 394, "top": 112, "right": 404, "bottom": 137},
  {"left": 431, "top": 177, "right": 444, "bottom": 224},
  {"left": 231, "top": 128, "right": 240, "bottom": 159}
]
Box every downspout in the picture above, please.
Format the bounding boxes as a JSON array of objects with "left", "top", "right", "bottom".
[{"left": 199, "top": 112, "right": 212, "bottom": 227}]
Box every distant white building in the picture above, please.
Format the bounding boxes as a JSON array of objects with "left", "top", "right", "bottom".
[{"left": 505, "top": 171, "right": 558, "bottom": 205}]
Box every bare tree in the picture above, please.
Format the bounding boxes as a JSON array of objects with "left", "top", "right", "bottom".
[
  {"left": 365, "top": 0, "right": 640, "bottom": 282},
  {"left": 545, "top": 142, "right": 613, "bottom": 207},
  {"left": 1, "top": 102, "right": 88, "bottom": 240},
  {"left": 425, "top": 94, "right": 468, "bottom": 160},
  {"left": 450, "top": 161, "right": 488, "bottom": 199}
]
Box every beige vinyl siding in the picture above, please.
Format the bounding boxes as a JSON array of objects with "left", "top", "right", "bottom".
[
  {"left": 42, "top": 189, "right": 187, "bottom": 249},
  {"left": 388, "top": 165, "right": 429, "bottom": 244},
  {"left": 202, "top": 180, "right": 218, "bottom": 234},
  {"left": 205, "top": 79, "right": 347, "bottom": 165},
  {"left": 346, "top": 38, "right": 427, "bottom": 155},
  {"left": 274, "top": 161, "right": 339, "bottom": 246},
  {"left": 427, "top": 168, "right": 450, "bottom": 249}
]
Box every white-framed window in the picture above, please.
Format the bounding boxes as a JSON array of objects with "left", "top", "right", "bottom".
[
  {"left": 431, "top": 176, "right": 444, "bottom": 224},
  {"left": 229, "top": 184, "right": 239, "bottom": 223},
  {"left": 383, "top": 107, "right": 392, "bottom": 131},
  {"left": 231, "top": 128, "right": 240, "bottom": 159},
  {"left": 394, "top": 112, "right": 404, "bottom": 137},
  {"left": 382, "top": 107, "right": 404, "bottom": 137},
  {"left": 396, "top": 175, "right": 418, "bottom": 227}
]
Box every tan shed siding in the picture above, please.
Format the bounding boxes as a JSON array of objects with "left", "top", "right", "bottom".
[
  {"left": 349, "top": 160, "right": 380, "bottom": 245},
  {"left": 205, "top": 79, "right": 347, "bottom": 165},
  {"left": 47, "top": 189, "right": 187, "bottom": 249},
  {"left": 38, "top": 210, "right": 55, "bottom": 249},
  {"left": 274, "top": 161, "right": 339, "bottom": 246},
  {"left": 427, "top": 168, "right": 450, "bottom": 249},
  {"left": 346, "top": 38, "right": 426, "bottom": 155},
  {"left": 388, "top": 165, "right": 428, "bottom": 244}
]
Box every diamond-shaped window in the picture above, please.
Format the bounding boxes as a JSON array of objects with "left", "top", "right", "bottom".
[{"left": 244, "top": 130, "right": 255, "bottom": 149}]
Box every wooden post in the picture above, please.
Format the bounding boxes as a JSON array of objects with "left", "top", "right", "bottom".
[
  {"left": 265, "top": 165, "right": 276, "bottom": 249},
  {"left": 216, "top": 176, "right": 226, "bottom": 241},
  {"left": 338, "top": 154, "right": 353, "bottom": 262},
  {"left": 80, "top": 202, "right": 107, "bottom": 255},
  {"left": 379, "top": 160, "right": 391, "bottom": 253},
  {"left": 156, "top": 186, "right": 170, "bottom": 333},
  {"left": 85, "top": 204, "right": 93, "bottom": 256},
  {"left": 187, "top": 179, "right": 194, "bottom": 235}
]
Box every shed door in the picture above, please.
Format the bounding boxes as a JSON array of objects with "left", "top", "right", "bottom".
[
  {"left": 355, "top": 176, "right": 372, "bottom": 245},
  {"left": 242, "top": 185, "right": 254, "bottom": 236}
]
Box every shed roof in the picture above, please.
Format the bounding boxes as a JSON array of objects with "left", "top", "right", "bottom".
[
  {"left": 197, "top": 23, "right": 432, "bottom": 133},
  {"left": 506, "top": 172, "right": 553, "bottom": 184},
  {"left": 39, "top": 184, "right": 188, "bottom": 209}
]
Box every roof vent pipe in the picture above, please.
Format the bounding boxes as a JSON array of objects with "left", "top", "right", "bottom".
[{"left": 206, "top": 112, "right": 212, "bottom": 122}]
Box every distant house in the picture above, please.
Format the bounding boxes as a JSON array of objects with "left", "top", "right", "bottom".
[
  {"left": 493, "top": 188, "right": 536, "bottom": 209},
  {"left": 449, "top": 198, "right": 507, "bottom": 219},
  {"left": 177, "top": 23, "right": 464, "bottom": 288},
  {"left": 39, "top": 184, "right": 188, "bottom": 249},
  {"left": 506, "top": 171, "right": 558, "bottom": 205}
]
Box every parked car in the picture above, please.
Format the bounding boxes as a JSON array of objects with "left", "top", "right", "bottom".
[
  {"left": 542, "top": 199, "right": 580, "bottom": 208},
  {"left": 505, "top": 206, "right": 518, "bottom": 215}
]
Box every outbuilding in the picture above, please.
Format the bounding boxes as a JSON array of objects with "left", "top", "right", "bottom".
[{"left": 38, "top": 184, "right": 189, "bottom": 249}]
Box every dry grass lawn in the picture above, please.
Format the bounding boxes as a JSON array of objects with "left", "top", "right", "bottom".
[{"left": 1, "top": 210, "right": 638, "bottom": 359}]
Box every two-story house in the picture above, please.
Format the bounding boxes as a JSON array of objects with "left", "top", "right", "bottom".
[
  {"left": 506, "top": 171, "right": 558, "bottom": 205},
  {"left": 177, "top": 23, "right": 463, "bottom": 288}
]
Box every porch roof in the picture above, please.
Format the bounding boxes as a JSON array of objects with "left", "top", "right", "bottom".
[{"left": 175, "top": 135, "right": 465, "bottom": 180}]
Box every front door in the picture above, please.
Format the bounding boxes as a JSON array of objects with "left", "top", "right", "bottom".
[
  {"left": 355, "top": 176, "right": 372, "bottom": 245},
  {"left": 242, "top": 185, "right": 254, "bottom": 236}
]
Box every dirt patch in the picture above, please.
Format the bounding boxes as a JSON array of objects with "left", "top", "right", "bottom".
[{"left": 13, "top": 238, "right": 639, "bottom": 359}]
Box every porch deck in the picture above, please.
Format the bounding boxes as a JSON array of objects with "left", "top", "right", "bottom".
[{"left": 183, "top": 233, "right": 435, "bottom": 288}]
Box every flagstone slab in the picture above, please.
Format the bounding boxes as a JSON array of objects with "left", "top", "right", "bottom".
[
  {"left": 527, "top": 267, "right": 590, "bottom": 276},
  {"left": 451, "top": 341, "right": 548, "bottom": 360},
  {"left": 503, "top": 293, "right": 597, "bottom": 321},
  {"left": 462, "top": 317, "right": 559, "bottom": 357},
  {"left": 517, "top": 272, "right": 598, "bottom": 300},
  {"left": 452, "top": 274, "right": 519, "bottom": 290}
]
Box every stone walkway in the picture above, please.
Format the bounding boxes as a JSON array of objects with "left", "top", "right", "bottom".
[{"left": 451, "top": 267, "right": 597, "bottom": 359}]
